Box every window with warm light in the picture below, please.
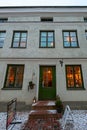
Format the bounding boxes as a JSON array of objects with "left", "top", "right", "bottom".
[
  {"left": 12, "top": 31, "right": 27, "bottom": 48},
  {"left": 0, "top": 31, "right": 6, "bottom": 48},
  {"left": 4, "top": 65, "right": 24, "bottom": 89},
  {"left": 40, "top": 31, "right": 55, "bottom": 48},
  {"left": 65, "top": 65, "right": 84, "bottom": 89},
  {"left": 63, "top": 31, "right": 79, "bottom": 48}
]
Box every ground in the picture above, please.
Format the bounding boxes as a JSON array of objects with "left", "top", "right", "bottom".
[{"left": 0, "top": 110, "right": 87, "bottom": 130}]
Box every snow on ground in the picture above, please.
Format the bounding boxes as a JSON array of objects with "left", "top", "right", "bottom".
[
  {"left": 0, "top": 110, "right": 87, "bottom": 130},
  {"left": 0, "top": 112, "right": 29, "bottom": 130}
]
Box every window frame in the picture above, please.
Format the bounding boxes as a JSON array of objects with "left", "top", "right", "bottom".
[
  {"left": 39, "top": 31, "right": 55, "bottom": 48},
  {"left": 3, "top": 64, "right": 24, "bottom": 90},
  {"left": 0, "top": 31, "right": 6, "bottom": 48},
  {"left": 41, "top": 17, "right": 53, "bottom": 22},
  {"left": 11, "top": 31, "right": 27, "bottom": 48},
  {"left": 84, "top": 17, "right": 87, "bottom": 22},
  {"left": 65, "top": 65, "right": 84, "bottom": 90},
  {"left": 63, "top": 30, "right": 79, "bottom": 48},
  {"left": 0, "top": 18, "right": 8, "bottom": 23},
  {"left": 85, "top": 30, "right": 87, "bottom": 40}
]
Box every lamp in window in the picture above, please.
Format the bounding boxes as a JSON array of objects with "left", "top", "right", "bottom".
[
  {"left": 59, "top": 59, "right": 63, "bottom": 67},
  {"left": 67, "top": 36, "right": 71, "bottom": 42}
]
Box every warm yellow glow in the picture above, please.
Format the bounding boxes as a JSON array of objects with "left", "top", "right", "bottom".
[
  {"left": 67, "top": 36, "right": 71, "bottom": 42},
  {"left": 48, "top": 70, "right": 51, "bottom": 74}
]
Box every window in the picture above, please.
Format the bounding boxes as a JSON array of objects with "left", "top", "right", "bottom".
[
  {"left": 84, "top": 17, "right": 87, "bottom": 22},
  {"left": 0, "top": 18, "right": 8, "bottom": 23},
  {"left": 41, "top": 17, "right": 53, "bottom": 22},
  {"left": 85, "top": 31, "right": 87, "bottom": 40},
  {"left": 66, "top": 65, "right": 84, "bottom": 89},
  {"left": 4, "top": 65, "right": 24, "bottom": 89},
  {"left": 40, "top": 31, "right": 55, "bottom": 48},
  {"left": 0, "top": 31, "right": 6, "bottom": 48},
  {"left": 63, "top": 31, "right": 79, "bottom": 48},
  {"left": 12, "top": 31, "right": 27, "bottom": 48}
]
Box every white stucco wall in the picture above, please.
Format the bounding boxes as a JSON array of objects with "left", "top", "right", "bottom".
[{"left": 0, "top": 7, "right": 87, "bottom": 104}]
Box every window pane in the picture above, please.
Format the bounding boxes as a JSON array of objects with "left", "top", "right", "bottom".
[
  {"left": 63, "top": 32, "right": 69, "bottom": 36},
  {"left": 48, "top": 37, "right": 53, "bottom": 42},
  {"left": 64, "top": 41, "right": 70, "bottom": 47},
  {"left": 20, "top": 42, "right": 26, "bottom": 47},
  {"left": 48, "top": 32, "right": 53, "bottom": 37},
  {"left": 41, "top": 32, "right": 46, "bottom": 37},
  {"left": 85, "top": 32, "right": 87, "bottom": 40},
  {"left": 74, "top": 66, "right": 82, "bottom": 87},
  {"left": 13, "top": 42, "right": 19, "bottom": 47},
  {"left": 71, "top": 37, "right": 76, "bottom": 41},
  {"left": 71, "top": 42, "right": 77, "bottom": 47},
  {"left": 41, "top": 37, "right": 46, "bottom": 42},
  {"left": 0, "top": 32, "right": 6, "bottom": 47},
  {"left": 14, "top": 32, "right": 20, "bottom": 38},
  {"left": 14, "top": 66, "right": 24, "bottom": 87},
  {"left": 41, "top": 41, "right": 46, "bottom": 47},
  {"left": 48, "top": 42, "right": 54, "bottom": 47},
  {"left": 66, "top": 66, "right": 74, "bottom": 88},
  {"left": 6, "top": 66, "right": 15, "bottom": 87},
  {"left": 70, "top": 32, "right": 76, "bottom": 36},
  {"left": 42, "top": 67, "right": 52, "bottom": 87},
  {"left": 21, "top": 33, "right": 27, "bottom": 38}
]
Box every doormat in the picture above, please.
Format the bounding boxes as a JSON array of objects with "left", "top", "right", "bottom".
[{"left": 21, "top": 118, "right": 62, "bottom": 130}]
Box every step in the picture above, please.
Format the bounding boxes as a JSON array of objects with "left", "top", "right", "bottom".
[
  {"left": 32, "top": 101, "right": 56, "bottom": 110},
  {"left": 29, "top": 110, "right": 62, "bottom": 120}
]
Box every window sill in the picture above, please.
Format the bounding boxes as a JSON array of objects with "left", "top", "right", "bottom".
[
  {"left": 10, "top": 47, "right": 26, "bottom": 49},
  {"left": 67, "top": 88, "right": 86, "bottom": 90},
  {"left": 2, "top": 87, "right": 22, "bottom": 90}
]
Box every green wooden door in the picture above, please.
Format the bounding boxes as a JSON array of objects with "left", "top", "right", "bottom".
[{"left": 39, "top": 66, "right": 56, "bottom": 100}]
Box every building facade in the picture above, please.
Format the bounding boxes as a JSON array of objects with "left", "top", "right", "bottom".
[{"left": 0, "top": 6, "right": 87, "bottom": 104}]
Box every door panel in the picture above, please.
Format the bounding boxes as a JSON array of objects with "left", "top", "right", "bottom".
[{"left": 39, "top": 66, "right": 56, "bottom": 100}]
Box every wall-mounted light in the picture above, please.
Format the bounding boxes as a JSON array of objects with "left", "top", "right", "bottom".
[{"left": 59, "top": 59, "right": 63, "bottom": 67}]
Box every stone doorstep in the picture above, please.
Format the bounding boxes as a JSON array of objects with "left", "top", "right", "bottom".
[
  {"left": 29, "top": 110, "right": 62, "bottom": 120},
  {"left": 32, "top": 100, "right": 56, "bottom": 110}
]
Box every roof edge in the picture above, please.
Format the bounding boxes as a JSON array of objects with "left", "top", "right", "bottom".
[{"left": 0, "top": 6, "right": 87, "bottom": 9}]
